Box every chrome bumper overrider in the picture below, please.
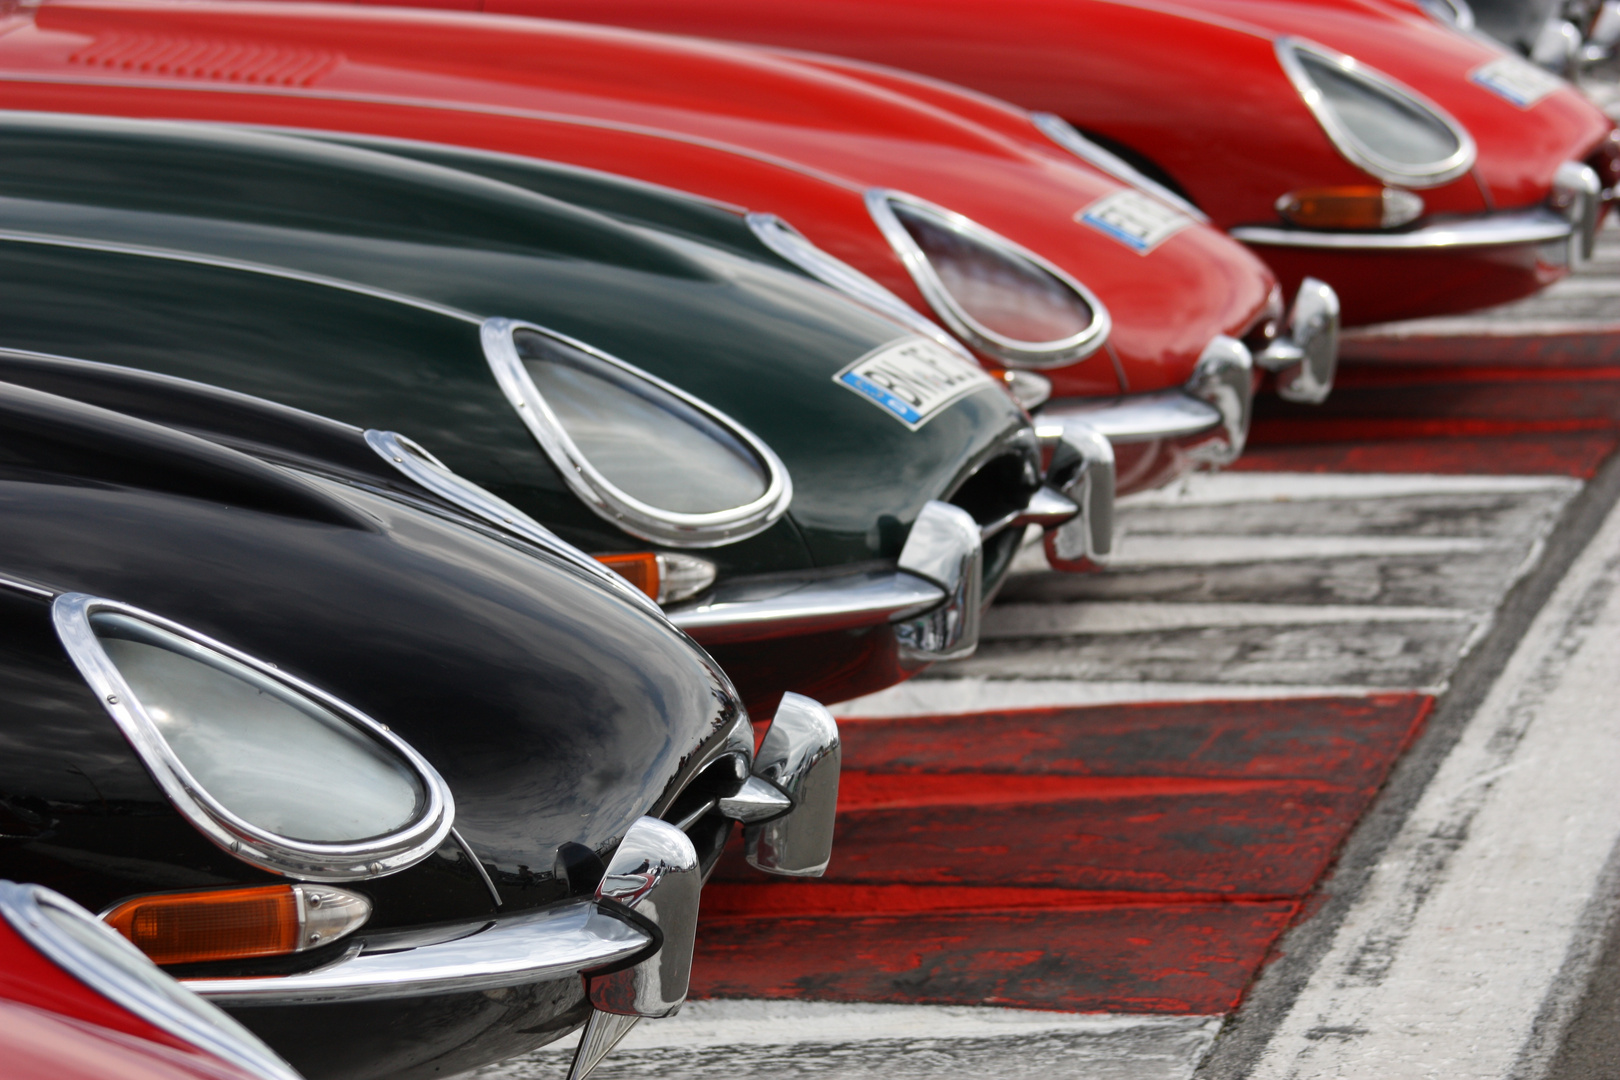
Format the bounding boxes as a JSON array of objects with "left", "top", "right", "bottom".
[
  {"left": 576, "top": 695, "right": 841, "bottom": 1080},
  {"left": 1231, "top": 161, "right": 1603, "bottom": 267},
  {"left": 1041, "top": 332, "right": 1255, "bottom": 471}
]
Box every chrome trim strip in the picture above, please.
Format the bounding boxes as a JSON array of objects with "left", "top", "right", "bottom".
[
  {"left": 1275, "top": 37, "right": 1477, "bottom": 189},
  {"left": 666, "top": 569, "right": 944, "bottom": 644},
  {"left": 0, "top": 574, "right": 54, "bottom": 598},
  {"left": 52, "top": 594, "right": 455, "bottom": 881},
  {"left": 865, "top": 188, "right": 1112, "bottom": 369},
  {"left": 1230, "top": 209, "right": 1571, "bottom": 249},
  {"left": 188, "top": 899, "right": 651, "bottom": 1004},
  {"left": 1039, "top": 391, "right": 1223, "bottom": 443},
  {"left": 480, "top": 317, "right": 792, "bottom": 549},
  {"left": 0, "top": 882, "right": 303, "bottom": 1080},
  {"left": 449, "top": 827, "right": 502, "bottom": 910},
  {"left": 364, "top": 429, "right": 664, "bottom": 616},
  {"left": 744, "top": 212, "right": 976, "bottom": 361},
  {"left": 1030, "top": 113, "right": 1210, "bottom": 223},
  {"left": 1553, "top": 160, "right": 1603, "bottom": 262},
  {"left": 0, "top": 228, "right": 481, "bottom": 324}
]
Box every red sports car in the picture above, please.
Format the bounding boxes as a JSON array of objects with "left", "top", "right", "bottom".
[
  {"left": 440, "top": 0, "right": 1619, "bottom": 327},
  {"left": 0, "top": 0, "right": 1339, "bottom": 502},
  {"left": 0, "top": 880, "right": 303, "bottom": 1080}
]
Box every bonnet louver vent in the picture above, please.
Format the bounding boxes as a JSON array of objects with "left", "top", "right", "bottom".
[{"left": 70, "top": 34, "right": 340, "bottom": 87}]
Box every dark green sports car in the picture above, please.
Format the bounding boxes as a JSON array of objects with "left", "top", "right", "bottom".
[{"left": 0, "top": 112, "right": 1110, "bottom": 714}]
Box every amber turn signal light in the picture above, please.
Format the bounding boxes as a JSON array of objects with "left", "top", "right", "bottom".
[
  {"left": 102, "top": 884, "right": 371, "bottom": 966},
  {"left": 595, "top": 552, "right": 661, "bottom": 601},
  {"left": 1275, "top": 186, "right": 1424, "bottom": 230},
  {"left": 592, "top": 552, "right": 717, "bottom": 605}
]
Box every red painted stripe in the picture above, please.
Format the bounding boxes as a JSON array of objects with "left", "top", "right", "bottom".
[
  {"left": 836, "top": 772, "right": 1350, "bottom": 810},
  {"left": 1249, "top": 416, "right": 1612, "bottom": 444},
  {"left": 691, "top": 904, "right": 1300, "bottom": 1013},
  {"left": 835, "top": 695, "right": 1431, "bottom": 787},
  {"left": 1340, "top": 329, "right": 1620, "bottom": 367},
  {"left": 1229, "top": 433, "right": 1618, "bottom": 477},
  {"left": 701, "top": 882, "right": 1290, "bottom": 917},
  {"left": 713, "top": 784, "right": 1378, "bottom": 894},
  {"left": 1331, "top": 364, "right": 1620, "bottom": 388}
]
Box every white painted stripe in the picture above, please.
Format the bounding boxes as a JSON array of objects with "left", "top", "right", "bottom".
[
  {"left": 981, "top": 602, "right": 1469, "bottom": 638},
  {"left": 830, "top": 679, "right": 1427, "bottom": 717},
  {"left": 492, "top": 1004, "right": 1224, "bottom": 1080},
  {"left": 1248, "top": 481, "right": 1620, "bottom": 1078},
  {"left": 530, "top": 1001, "right": 1220, "bottom": 1050},
  {"left": 1010, "top": 535, "right": 1504, "bottom": 574},
  {"left": 1119, "top": 472, "right": 1579, "bottom": 507},
  {"left": 1538, "top": 276, "right": 1620, "bottom": 296}
]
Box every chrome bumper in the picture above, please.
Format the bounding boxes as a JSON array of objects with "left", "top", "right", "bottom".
[
  {"left": 667, "top": 479, "right": 1104, "bottom": 658},
  {"left": 575, "top": 696, "right": 841, "bottom": 1080},
  {"left": 1231, "top": 161, "right": 1603, "bottom": 267},
  {"left": 189, "top": 886, "right": 656, "bottom": 1008},
  {"left": 1041, "top": 333, "right": 1255, "bottom": 469}
]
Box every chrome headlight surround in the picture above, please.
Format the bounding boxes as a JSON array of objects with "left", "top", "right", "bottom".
[
  {"left": 1276, "top": 37, "right": 1478, "bottom": 189},
  {"left": 0, "top": 881, "right": 303, "bottom": 1080},
  {"left": 482, "top": 317, "right": 792, "bottom": 549},
  {"left": 53, "top": 594, "right": 455, "bottom": 882},
  {"left": 865, "top": 189, "right": 1112, "bottom": 370}
]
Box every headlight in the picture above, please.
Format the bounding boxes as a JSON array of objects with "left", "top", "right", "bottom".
[
  {"left": 866, "top": 189, "right": 1111, "bottom": 369},
  {"left": 482, "top": 317, "right": 792, "bottom": 548},
  {"left": 1277, "top": 38, "right": 1477, "bottom": 188},
  {"left": 53, "top": 594, "right": 454, "bottom": 880}
]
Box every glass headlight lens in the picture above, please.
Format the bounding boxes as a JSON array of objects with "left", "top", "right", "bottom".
[
  {"left": 867, "top": 190, "right": 1110, "bottom": 369},
  {"left": 54, "top": 595, "right": 453, "bottom": 880},
  {"left": 482, "top": 318, "right": 792, "bottom": 549},
  {"left": 515, "top": 329, "right": 766, "bottom": 514},
  {"left": 91, "top": 613, "right": 423, "bottom": 843},
  {"left": 1278, "top": 39, "right": 1476, "bottom": 188}
]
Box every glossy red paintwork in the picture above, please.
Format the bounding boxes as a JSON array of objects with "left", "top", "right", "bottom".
[
  {"left": 0, "top": 913, "right": 259, "bottom": 1080},
  {"left": 0, "top": 1, "right": 1277, "bottom": 399},
  {"left": 439, "top": 0, "right": 1617, "bottom": 326}
]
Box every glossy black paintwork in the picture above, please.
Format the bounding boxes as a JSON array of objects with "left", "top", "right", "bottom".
[
  {"left": 0, "top": 114, "right": 1035, "bottom": 577},
  {"left": 0, "top": 377, "right": 742, "bottom": 959}
]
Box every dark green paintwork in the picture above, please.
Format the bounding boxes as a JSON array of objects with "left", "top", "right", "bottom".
[{"left": 0, "top": 114, "right": 1030, "bottom": 577}]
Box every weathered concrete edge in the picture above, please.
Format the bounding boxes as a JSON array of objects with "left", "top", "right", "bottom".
[{"left": 1193, "top": 449, "right": 1620, "bottom": 1080}]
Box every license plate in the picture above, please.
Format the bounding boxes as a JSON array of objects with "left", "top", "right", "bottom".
[
  {"left": 1077, "top": 190, "right": 1194, "bottom": 254},
  {"left": 1471, "top": 56, "right": 1564, "bottom": 108},
  {"left": 834, "top": 337, "right": 998, "bottom": 430}
]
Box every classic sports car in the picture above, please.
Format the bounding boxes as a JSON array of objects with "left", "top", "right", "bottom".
[
  {"left": 0, "top": 0, "right": 1339, "bottom": 496},
  {"left": 450, "top": 0, "right": 1620, "bottom": 326},
  {"left": 0, "top": 367, "right": 841, "bottom": 1080},
  {"left": 0, "top": 112, "right": 1085, "bottom": 712},
  {"left": 0, "top": 880, "right": 304, "bottom": 1080}
]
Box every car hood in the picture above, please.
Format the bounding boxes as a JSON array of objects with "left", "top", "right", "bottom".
[
  {"left": 0, "top": 112, "right": 1034, "bottom": 574},
  {"left": 0, "top": 377, "right": 742, "bottom": 923},
  {"left": 375, "top": 0, "right": 1615, "bottom": 228},
  {"left": 0, "top": 0, "right": 1278, "bottom": 397}
]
